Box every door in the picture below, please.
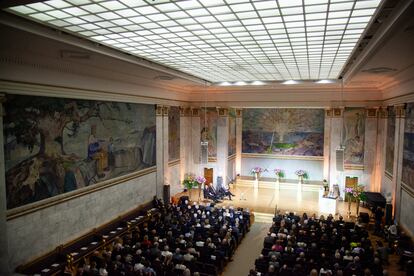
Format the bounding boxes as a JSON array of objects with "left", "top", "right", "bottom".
[{"left": 204, "top": 168, "right": 213, "bottom": 185}]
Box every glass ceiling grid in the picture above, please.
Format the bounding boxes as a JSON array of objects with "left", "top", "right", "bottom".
[{"left": 5, "top": 0, "right": 383, "bottom": 82}]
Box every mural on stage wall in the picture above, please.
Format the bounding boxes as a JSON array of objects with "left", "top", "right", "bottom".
[
  {"left": 242, "top": 108, "right": 324, "bottom": 156},
  {"left": 200, "top": 108, "right": 218, "bottom": 158},
  {"left": 402, "top": 103, "right": 414, "bottom": 189},
  {"left": 228, "top": 108, "right": 236, "bottom": 156},
  {"left": 168, "top": 106, "right": 180, "bottom": 161},
  {"left": 385, "top": 107, "right": 396, "bottom": 175},
  {"left": 3, "top": 94, "right": 156, "bottom": 209},
  {"left": 343, "top": 107, "right": 365, "bottom": 166}
]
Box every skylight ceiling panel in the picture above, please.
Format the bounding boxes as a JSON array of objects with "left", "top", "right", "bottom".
[{"left": 7, "top": 0, "right": 383, "bottom": 82}]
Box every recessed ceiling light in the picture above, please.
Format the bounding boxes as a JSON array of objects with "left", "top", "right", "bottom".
[
  {"left": 234, "top": 81, "right": 247, "bottom": 86},
  {"left": 282, "top": 80, "right": 301, "bottom": 85},
  {"left": 315, "top": 79, "right": 336, "bottom": 84},
  {"left": 251, "top": 81, "right": 266, "bottom": 85}
]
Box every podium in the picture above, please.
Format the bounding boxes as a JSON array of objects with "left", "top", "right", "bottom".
[{"left": 319, "top": 188, "right": 338, "bottom": 215}]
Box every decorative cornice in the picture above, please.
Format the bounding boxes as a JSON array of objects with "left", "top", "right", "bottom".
[
  {"left": 162, "top": 105, "right": 169, "bottom": 116},
  {"left": 378, "top": 107, "right": 388, "bottom": 118},
  {"left": 236, "top": 108, "right": 242, "bottom": 118},
  {"left": 168, "top": 159, "right": 180, "bottom": 167},
  {"left": 325, "top": 109, "right": 333, "bottom": 117},
  {"left": 394, "top": 104, "right": 406, "bottom": 118},
  {"left": 156, "top": 105, "right": 163, "bottom": 116},
  {"left": 218, "top": 107, "right": 228, "bottom": 117},
  {"left": 366, "top": 107, "right": 378, "bottom": 118},
  {"left": 191, "top": 107, "right": 200, "bottom": 117},
  {"left": 333, "top": 108, "right": 343, "bottom": 117},
  {"left": 344, "top": 165, "right": 364, "bottom": 171}
]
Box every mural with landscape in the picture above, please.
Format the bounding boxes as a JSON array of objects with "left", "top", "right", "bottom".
[
  {"left": 385, "top": 107, "right": 395, "bottom": 175},
  {"left": 4, "top": 94, "right": 156, "bottom": 209},
  {"left": 402, "top": 103, "right": 414, "bottom": 189},
  {"left": 242, "top": 108, "right": 324, "bottom": 156},
  {"left": 343, "top": 108, "right": 365, "bottom": 166},
  {"left": 168, "top": 106, "right": 180, "bottom": 161},
  {"left": 228, "top": 108, "right": 236, "bottom": 156},
  {"left": 200, "top": 108, "right": 218, "bottom": 158}
]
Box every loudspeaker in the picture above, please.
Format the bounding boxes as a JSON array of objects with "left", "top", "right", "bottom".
[
  {"left": 336, "top": 148, "right": 344, "bottom": 171},
  {"left": 385, "top": 203, "right": 393, "bottom": 225},
  {"left": 163, "top": 185, "right": 170, "bottom": 204},
  {"left": 217, "top": 176, "right": 223, "bottom": 187},
  {"left": 359, "top": 212, "right": 369, "bottom": 223},
  {"left": 201, "top": 142, "right": 208, "bottom": 164}
]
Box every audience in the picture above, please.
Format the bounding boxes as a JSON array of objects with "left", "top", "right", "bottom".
[
  {"left": 250, "top": 211, "right": 392, "bottom": 276},
  {"left": 74, "top": 199, "right": 250, "bottom": 275}
]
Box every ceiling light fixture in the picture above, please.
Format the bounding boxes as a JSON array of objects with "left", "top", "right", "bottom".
[
  {"left": 282, "top": 80, "right": 301, "bottom": 85},
  {"left": 218, "top": 81, "right": 232, "bottom": 86},
  {"left": 315, "top": 79, "right": 336, "bottom": 84},
  {"left": 251, "top": 81, "right": 266, "bottom": 85},
  {"left": 234, "top": 81, "right": 247, "bottom": 86}
]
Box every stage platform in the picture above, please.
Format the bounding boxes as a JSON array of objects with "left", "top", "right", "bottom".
[
  {"left": 215, "top": 179, "right": 370, "bottom": 220},
  {"left": 236, "top": 176, "right": 323, "bottom": 191}
]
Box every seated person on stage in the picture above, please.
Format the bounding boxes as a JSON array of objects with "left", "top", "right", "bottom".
[
  {"left": 204, "top": 183, "right": 220, "bottom": 202},
  {"left": 216, "top": 181, "right": 235, "bottom": 200}
]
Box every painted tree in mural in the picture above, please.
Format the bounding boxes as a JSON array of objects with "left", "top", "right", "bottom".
[
  {"left": 262, "top": 109, "right": 301, "bottom": 151},
  {"left": 4, "top": 95, "right": 132, "bottom": 209}
]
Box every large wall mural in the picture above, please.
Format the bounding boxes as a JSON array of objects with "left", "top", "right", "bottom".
[
  {"left": 343, "top": 107, "right": 365, "bottom": 166},
  {"left": 242, "top": 108, "right": 324, "bottom": 156},
  {"left": 228, "top": 108, "right": 236, "bottom": 156},
  {"left": 403, "top": 103, "right": 414, "bottom": 189},
  {"left": 200, "top": 108, "right": 218, "bottom": 158},
  {"left": 4, "top": 94, "right": 156, "bottom": 209},
  {"left": 385, "top": 107, "right": 395, "bottom": 175},
  {"left": 168, "top": 106, "right": 180, "bottom": 161}
]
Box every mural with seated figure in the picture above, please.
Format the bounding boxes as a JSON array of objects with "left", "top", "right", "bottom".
[
  {"left": 242, "top": 108, "right": 324, "bottom": 156},
  {"left": 343, "top": 107, "right": 365, "bottom": 167},
  {"left": 403, "top": 103, "right": 414, "bottom": 190},
  {"left": 3, "top": 94, "right": 156, "bottom": 209}
]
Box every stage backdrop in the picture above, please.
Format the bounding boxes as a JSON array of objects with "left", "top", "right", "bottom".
[
  {"left": 200, "top": 108, "right": 218, "bottom": 159},
  {"left": 3, "top": 94, "right": 156, "bottom": 209},
  {"left": 402, "top": 103, "right": 414, "bottom": 189},
  {"left": 242, "top": 108, "right": 324, "bottom": 156},
  {"left": 168, "top": 106, "right": 180, "bottom": 161},
  {"left": 343, "top": 107, "right": 365, "bottom": 166},
  {"left": 385, "top": 107, "right": 395, "bottom": 176},
  {"left": 228, "top": 108, "right": 236, "bottom": 156}
]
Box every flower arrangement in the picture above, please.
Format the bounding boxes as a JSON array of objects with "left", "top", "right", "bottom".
[
  {"left": 195, "top": 176, "right": 206, "bottom": 185},
  {"left": 250, "top": 167, "right": 264, "bottom": 175},
  {"left": 183, "top": 174, "right": 197, "bottom": 190},
  {"left": 274, "top": 169, "right": 285, "bottom": 178},
  {"left": 295, "top": 170, "right": 309, "bottom": 179},
  {"left": 345, "top": 185, "right": 367, "bottom": 201}
]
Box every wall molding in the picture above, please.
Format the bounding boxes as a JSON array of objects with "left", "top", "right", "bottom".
[
  {"left": 6, "top": 166, "right": 157, "bottom": 220},
  {"left": 242, "top": 153, "right": 324, "bottom": 161},
  {"left": 168, "top": 159, "right": 180, "bottom": 167}
]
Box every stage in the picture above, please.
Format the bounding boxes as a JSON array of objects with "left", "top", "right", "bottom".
[{"left": 215, "top": 178, "right": 370, "bottom": 219}]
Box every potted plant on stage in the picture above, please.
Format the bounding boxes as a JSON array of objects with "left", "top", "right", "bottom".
[
  {"left": 274, "top": 168, "right": 285, "bottom": 184},
  {"left": 250, "top": 167, "right": 264, "bottom": 181},
  {"left": 183, "top": 174, "right": 196, "bottom": 200},
  {"left": 295, "top": 170, "right": 308, "bottom": 184},
  {"left": 345, "top": 186, "right": 366, "bottom": 217},
  {"left": 195, "top": 176, "right": 206, "bottom": 201}
]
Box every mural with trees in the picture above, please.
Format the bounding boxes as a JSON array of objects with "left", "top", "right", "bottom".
[
  {"left": 168, "top": 106, "right": 180, "bottom": 161},
  {"left": 228, "top": 108, "right": 236, "bottom": 156},
  {"left": 4, "top": 94, "right": 156, "bottom": 209},
  {"left": 242, "top": 108, "right": 324, "bottom": 156},
  {"left": 385, "top": 107, "right": 395, "bottom": 175},
  {"left": 403, "top": 103, "right": 414, "bottom": 189}
]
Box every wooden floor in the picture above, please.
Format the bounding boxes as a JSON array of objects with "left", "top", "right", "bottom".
[{"left": 216, "top": 179, "right": 370, "bottom": 219}]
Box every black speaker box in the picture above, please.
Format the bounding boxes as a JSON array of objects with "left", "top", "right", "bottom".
[
  {"left": 359, "top": 212, "right": 370, "bottom": 223},
  {"left": 385, "top": 203, "right": 393, "bottom": 225}
]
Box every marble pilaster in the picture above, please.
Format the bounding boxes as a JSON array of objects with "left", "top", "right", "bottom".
[
  {"left": 393, "top": 104, "right": 406, "bottom": 220},
  {"left": 156, "top": 105, "right": 164, "bottom": 199},
  {"left": 217, "top": 108, "right": 229, "bottom": 186},
  {"left": 235, "top": 109, "right": 242, "bottom": 176},
  {"left": 179, "top": 107, "right": 191, "bottom": 182},
  {"left": 323, "top": 109, "right": 332, "bottom": 185},
  {"left": 0, "top": 101, "right": 11, "bottom": 274},
  {"left": 329, "top": 108, "right": 344, "bottom": 195},
  {"left": 363, "top": 108, "right": 379, "bottom": 190},
  {"left": 191, "top": 107, "right": 201, "bottom": 175}
]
